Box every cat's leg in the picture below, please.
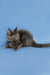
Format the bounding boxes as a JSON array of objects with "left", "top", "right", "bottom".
[
  {"left": 13, "top": 43, "right": 23, "bottom": 51},
  {"left": 4, "top": 45, "right": 11, "bottom": 48},
  {"left": 18, "top": 43, "right": 23, "bottom": 48},
  {"left": 12, "top": 44, "right": 19, "bottom": 51},
  {"left": 13, "top": 44, "right": 22, "bottom": 51},
  {"left": 18, "top": 43, "right": 26, "bottom": 48},
  {"left": 21, "top": 46, "right": 26, "bottom": 48},
  {"left": 13, "top": 46, "right": 19, "bottom": 51}
]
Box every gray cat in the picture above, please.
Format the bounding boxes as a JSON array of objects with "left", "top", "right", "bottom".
[
  {"left": 5, "top": 27, "right": 22, "bottom": 50},
  {"left": 5, "top": 27, "right": 50, "bottom": 50}
]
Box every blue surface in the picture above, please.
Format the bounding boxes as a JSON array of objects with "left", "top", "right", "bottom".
[{"left": 0, "top": 0, "right": 50, "bottom": 75}]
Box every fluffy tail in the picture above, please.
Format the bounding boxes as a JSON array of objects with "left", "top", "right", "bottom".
[{"left": 32, "top": 42, "right": 50, "bottom": 48}]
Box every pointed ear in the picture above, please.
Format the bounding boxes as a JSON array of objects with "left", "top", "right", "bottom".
[
  {"left": 7, "top": 28, "right": 11, "bottom": 35},
  {"left": 14, "top": 27, "right": 17, "bottom": 32}
]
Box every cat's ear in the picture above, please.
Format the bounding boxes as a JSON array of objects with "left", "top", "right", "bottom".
[
  {"left": 7, "top": 28, "right": 11, "bottom": 35},
  {"left": 14, "top": 27, "right": 17, "bottom": 32}
]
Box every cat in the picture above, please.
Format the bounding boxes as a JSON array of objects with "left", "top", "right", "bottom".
[
  {"left": 5, "top": 27, "right": 50, "bottom": 50},
  {"left": 5, "top": 27, "right": 22, "bottom": 50}
]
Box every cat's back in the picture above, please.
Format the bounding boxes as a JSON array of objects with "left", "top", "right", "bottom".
[
  {"left": 18, "top": 29, "right": 34, "bottom": 46},
  {"left": 18, "top": 29, "right": 33, "bottom": 38}
]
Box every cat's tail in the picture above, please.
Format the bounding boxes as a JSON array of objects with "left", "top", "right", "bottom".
[{"left": 32, "top": 41, "right": 50, "bottom": 48}]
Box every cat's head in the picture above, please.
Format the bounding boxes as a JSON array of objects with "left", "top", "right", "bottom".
[{"left": 7, "top": 27, "right": 20, "bottom": 42}]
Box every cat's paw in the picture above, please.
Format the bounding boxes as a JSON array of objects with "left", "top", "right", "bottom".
[
  {"left": 14, "top": 48, "right": 18, "bottom": 51},
  {"left": 4, "top": 46, "right": 9, "bottom": 49},
  {"left": 21, "top": 46, "right": 26, "bottom": 48}
]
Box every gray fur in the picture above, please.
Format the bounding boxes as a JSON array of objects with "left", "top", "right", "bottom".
[{"left": 5, "top": 27, "right": 50, "bottom": 50}]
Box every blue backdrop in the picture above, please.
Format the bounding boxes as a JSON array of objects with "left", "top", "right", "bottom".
[{"left": 0, "top": 0, "right": 50, "bottom": 75}]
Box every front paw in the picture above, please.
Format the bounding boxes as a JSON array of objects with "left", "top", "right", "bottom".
[
  {"left": 4, "top": 46, "right": 9, "bottom": 49},
  {"left": 21, "top": 46, "right": 26, "bottom": 48},
  {"left": 14, "top": 48, "right": 18, "bottom": 51}
]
